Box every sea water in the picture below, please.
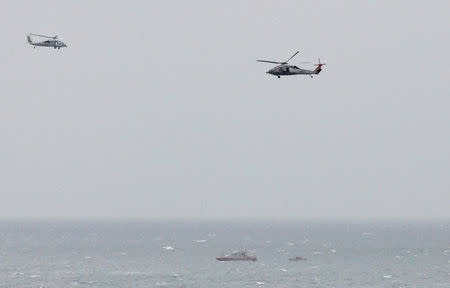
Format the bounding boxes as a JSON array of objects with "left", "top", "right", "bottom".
[{"left": 0, "top": 220, "right": 449, "bottom": 288}]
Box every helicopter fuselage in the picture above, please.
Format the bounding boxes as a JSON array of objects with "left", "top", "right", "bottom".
[
  {"left": 267, "top": 64, "right": 320, "bottom": 77},
  {"left": 32, "top": 40, "right": 67, "bottom": 49},
  {"left": 27, "top": 35, "right": 67, "bottom": 49},
  {"left": 257, "top": 51, "right": 325, "bottom": 78}
]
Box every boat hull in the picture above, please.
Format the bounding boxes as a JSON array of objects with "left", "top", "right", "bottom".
[
  {"left": 289, "top": 257, "right": 307, "bottom": 261},
  {"left": 216, "top": 257, "right": 257, "bottom": 261}
]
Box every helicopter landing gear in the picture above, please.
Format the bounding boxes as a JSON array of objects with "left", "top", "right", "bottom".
[
  {"left": 277, "top": 76, "right": 280, "bottom": 79},
  {"left": 310, "top": 75, "right": 313, "bottom": 78}
]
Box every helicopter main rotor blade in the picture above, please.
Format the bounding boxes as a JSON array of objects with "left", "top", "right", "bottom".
[
  {"left": 257, "top": 60, "right": 283, "bottom": 64},
  {"left": 284, "top": 51, "right": 299, "bottom": 63},
  {"left": 30, "top": 33, "right": 57, "bottom": 39}
]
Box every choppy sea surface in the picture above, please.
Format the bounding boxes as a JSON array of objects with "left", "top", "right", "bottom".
[{"left": 0, "top": 220, "right": 449, "bottom": 288}]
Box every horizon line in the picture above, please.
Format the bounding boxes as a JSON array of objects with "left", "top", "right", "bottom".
[{"left": 0, "top": 216, "right": 449, "bottom": 223}]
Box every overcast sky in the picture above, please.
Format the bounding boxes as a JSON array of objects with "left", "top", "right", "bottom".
[{"left": 1, "top": 1, "right": 449, "bottom": 220}]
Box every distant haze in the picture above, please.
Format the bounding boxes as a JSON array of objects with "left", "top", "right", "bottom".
[{"left": 1, "top": 1, "right": 449, "bottom": 220}]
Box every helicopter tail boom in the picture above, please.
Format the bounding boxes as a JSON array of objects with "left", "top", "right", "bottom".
[{"left": 313, "top": 64, "right": 324, "bottom": 74}]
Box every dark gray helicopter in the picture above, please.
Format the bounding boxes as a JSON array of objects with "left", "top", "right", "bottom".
[
  {"left": 27, "top": 34, "right": 67, "bottom": 49},
  {"left": 257, "top": 51, "right": 325, "bottom": 78}
]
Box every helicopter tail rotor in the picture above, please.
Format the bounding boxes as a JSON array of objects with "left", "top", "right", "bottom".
[
  {"left": 313, "top": 58, "right": 326, "bottom": 74},
  {"left": 314, "top": 58, "right": 326, "bottom": 66}
]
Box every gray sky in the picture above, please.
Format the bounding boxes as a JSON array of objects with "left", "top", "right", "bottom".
[{"left": 1, "top": 1, "right": 449, "bottom": 220}]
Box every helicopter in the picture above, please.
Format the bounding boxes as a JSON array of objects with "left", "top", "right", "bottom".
[
  {"left": 257, "top": 51, "right": 325, "bottom": 78},
  {"left": 27, "top": 34, "right": 67, "bottom": 49}
]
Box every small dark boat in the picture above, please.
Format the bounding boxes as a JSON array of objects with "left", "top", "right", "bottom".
[
  {"left": 216, "top": 250, "right": 257, "bottom": 261},
  {"left": 289, "top": 256, "right": 307, "bottom": 261}
]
